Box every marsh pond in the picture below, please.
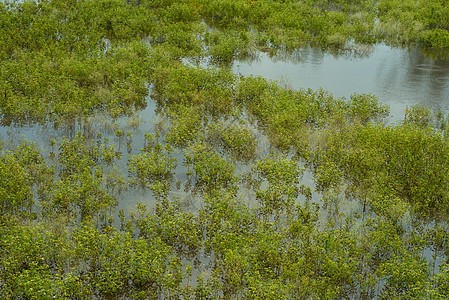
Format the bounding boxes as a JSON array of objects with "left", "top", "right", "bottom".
[{"left": 1, "top": 0, "right": 449, "bottom": 299}]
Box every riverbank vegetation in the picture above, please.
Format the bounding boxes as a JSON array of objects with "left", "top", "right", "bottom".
[{"left": 1, "top": 0, "right": 449, "bottom": 299}]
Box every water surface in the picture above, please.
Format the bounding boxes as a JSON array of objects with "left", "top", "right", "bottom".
[
  {"left": 234, "top": 44, "right": 449, "bottom": 122},
  {"left": 2, "top": 44, "right": 448, "bottom": 218}
]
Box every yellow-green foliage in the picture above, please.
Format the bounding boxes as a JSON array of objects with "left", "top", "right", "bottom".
[
  {"left": 128, "top": 133, "right": 177, "bottom": 197},
  {"left": 0, "top": 0, "right": 446, "bottom": 123},
  {"left": 152, "top": 65, "right": 237, "bottom": 117},
  {"left": 378, "top": 0, "right": 449, "bottom": 49},
  {"left": 2, "top": 0, "right": 449, "bottom": 299},
  {"left": 184, "top": 142, "right": 237, "bottom": 194},
  {"left": 312, "top": 121, "right": 449, "bottom": 220},
  {"left": 253, "top": 154, "right": 303, "bottom": 213},
  {"left": 41, "top": 133, "right": 123, "bottom": 220},
  {"left": 0, "top": 221, "right": 174, "bottom": 299},
  {"left": 164, "top": 105, "right": 204, "bottom": 147},
  {"left": 0, "top": 155, "right": 32, "bottom": 215},
  {"left": 0, "top": 139, "right": 52, "bottom": 216},
  {"left": 207, "top": 121, "right": 257, "bottom": 161}
]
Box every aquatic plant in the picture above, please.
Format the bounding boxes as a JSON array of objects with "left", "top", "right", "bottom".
[
  {"left": 184, "top": 142, "right": 238, "bottom": 194},
  {"left": 2, "top": 0, "right": 449, "bottom": 298},
  {"left": 128, "top": 133, "right": 177, "bottom": 198},
  {"left": 207, "top": 121, "right": 257, "bottom": 161}
]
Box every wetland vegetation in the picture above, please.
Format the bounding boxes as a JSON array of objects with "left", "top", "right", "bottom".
[{"left": 1, "top": 0, "right": 449, "bottom": 299}]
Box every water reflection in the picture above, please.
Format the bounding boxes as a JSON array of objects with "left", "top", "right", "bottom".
[
  {"left": 1, "top": 44, "right": 448, "bottom": 216},
  {"left": 234, "top": 44, "right": 449, "bottom": 122}
]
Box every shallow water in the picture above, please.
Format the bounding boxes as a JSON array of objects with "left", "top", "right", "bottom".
[
  {"left": 233, "top": 44, "right": 449, "bottom": 122},
  {"left": 3, "top": 44, "right": 447, "bottom": 141},
  {"left": 2, "top": 44, "right": 448, "bottom": 216},
  {"left": 1, "top": 42, "right": 447, "bottom": 296},
  {"left": 1, "top": 44, "right": 447, "bottom": 213}
]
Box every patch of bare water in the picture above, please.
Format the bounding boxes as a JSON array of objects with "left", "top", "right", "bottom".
[{"left": 233, "top": 44, "right": 449, "bottom": 123}]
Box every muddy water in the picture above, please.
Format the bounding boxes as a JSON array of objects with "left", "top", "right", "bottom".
[{"left": 233, "top": 44, "right": 449, "bottom": 122}]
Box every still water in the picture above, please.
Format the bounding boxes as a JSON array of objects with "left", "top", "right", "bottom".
[
  {"left": 1, "top": 44, "right": 449, "bottom": 216},
  {"left": 233, "top": 44, "right": 449, "bottom": 122},
  {"left": 1, "top": 43, "right": 447, "bottom": 287}
]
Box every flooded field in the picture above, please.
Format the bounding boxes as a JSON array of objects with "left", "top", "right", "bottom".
[
  {"left": 2, "top": 44, "right": 448, "bottom": 214},
  {"left": 2, "top": 0, "right": 449, "bottom": 299}
]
